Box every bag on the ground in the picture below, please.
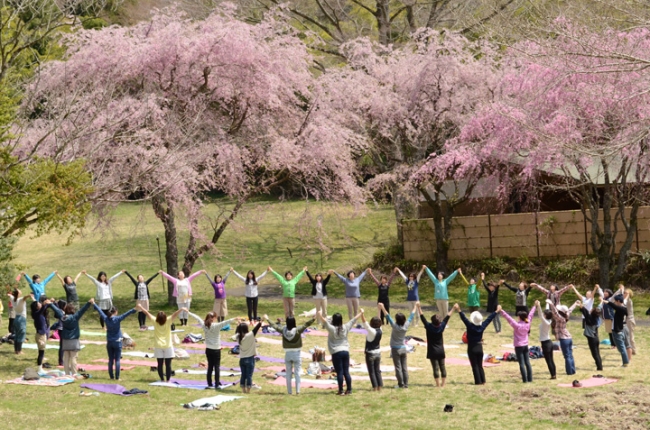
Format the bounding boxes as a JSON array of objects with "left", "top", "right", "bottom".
[
  {"left": 307, "top": 361, "right": 321, "bottom": 376},
  {"left": 24, "top": 368, "right": 40, "bottom": 380}
]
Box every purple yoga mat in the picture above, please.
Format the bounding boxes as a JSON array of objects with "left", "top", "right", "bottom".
[
  {"left": 255, "top": 355, "right": 285, "bottom": 363},
  {"left": 222, "top": 341, "right": 238, "bottom": 347},
  {"left": 350, "top": 328, "right": 368, "bottom": 335},
  {"left": 185, "top": 349, "right": 203, "bottom": 355},
  {"left": 80, "top": 383, "right": 130, "bottom": 396},
  {"left": 190, "top": 365, "right": 259, "bottom": 372}
]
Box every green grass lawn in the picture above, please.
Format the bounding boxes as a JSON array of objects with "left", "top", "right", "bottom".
[{"left": 2, "top": 199, "right": 650, "bottom": 429}]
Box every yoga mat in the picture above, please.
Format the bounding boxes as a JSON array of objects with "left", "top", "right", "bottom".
[
  {"left": 146, "top": 326, "right": 185, "bottom": 333},
  {"left": 6, "top": 376, "right": 75, "bottom": 386},
  {"left": 558, "top": 377, "right": 617, "bottom": 388},
  {"left": 354, "top": 346, "right": 391, "bottom": 353},
  {"left": 22, "top": 343, "right": 85, "bottom": 350},
  {"left": 445, "top": 358, "right": 501, "bottom": 367},
  {"left": 122, "top": 352, "right": 155, "bottom": 358},
  {"left": 185, "top": 394, "right": 243, "bottom": 408},
  {"left": 350, "top": 374, "right": 397, "bottom": 381},
  {"left": 350, "top": 328, "right": 368, "bottom": 335},
  {"left": 80, "top": 340, "right": 107, "bottom": 345},
  {"left": 80, "top": 330, "right": 106, "bottom": 337},
  {"left": 270, "top": 376, "right": 336, "bottom": 389},
  {"left": 256, "top": 355, "right": 285, "bottom": 363},
  {"left": 80, "top": 383, "right": 131, "bottom": 396},
  {"left": 178, "top": 369, "right": 241, "bottom": 376},
  {"left": 184, "top": 342, "right": 238, "bottom": 349},
  {"left": 151, "top": 380, "right": 236, "bottom": 390},
  {"left": 501, "top": 344, "right": 515, "bottom": 349},
  {"left": 94, "top": 358, "right": 157, "bottom": 367},
  {"left": 304, "top": 330, "right": 329, "bottom": 337},
  {"left": 58, "top": 364, "right": 136, "bottom": 372},
  {"left": 348, "top": 365, "right": 424, "bottom": 373},
  {"left": 186, "top": 349, "right": 203, "bottom": 355},
  {"left": 257, "top": 337, "right": 283, "bottom": 345}
]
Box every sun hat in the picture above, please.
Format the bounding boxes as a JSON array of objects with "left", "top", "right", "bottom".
[
  {"left": 557, "top": 305, "right": 569, "bottom": 314},
  {"left": 470, "top": 311, "right": 483, "bottom": 326}
]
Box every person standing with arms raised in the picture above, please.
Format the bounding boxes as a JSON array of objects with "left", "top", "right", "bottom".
[
  {"left": 332, "top": 268, "right": 368, "bottom": 321},
  {"left": 424, "top": 266, "right": 461, "bottom": 315},
  {"left": 269, "top": 266, "right": 306, "bottom": 319}
]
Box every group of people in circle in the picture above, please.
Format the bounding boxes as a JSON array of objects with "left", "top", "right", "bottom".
[{"left": 3, "top": 265, "right": 636, "bottom": 395}]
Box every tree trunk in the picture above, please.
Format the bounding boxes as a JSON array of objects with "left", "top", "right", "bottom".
[
  {"left": 392, "top": 185, "right": 415, "bottom": 257},
  {"left": 152, "top": 195, "right": 179, "bottom": 306},
  {"left": 612, "top": 203, "right": 639, "bottom": 286},
  {"left": 375, "top": 0, "right": 391, "bottom": 45}
]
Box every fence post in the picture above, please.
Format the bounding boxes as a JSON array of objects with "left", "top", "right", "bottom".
[
  {"left": 488, "top": 212, "right": 493, "bottom": 258},
  {"left": 583, "top": 211, "right": 589, "bottom": 256},
  {"left": 534, "top": 212, "right": 540, "bottom": 259}
]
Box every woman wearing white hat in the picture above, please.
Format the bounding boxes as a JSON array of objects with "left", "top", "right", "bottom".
[{"left": 457, "top": 303, "right": 500, "bottom": 385}]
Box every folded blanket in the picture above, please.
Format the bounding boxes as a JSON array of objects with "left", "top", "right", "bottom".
[
  {"left": 6, "top": 376, "right": 75, "bottom": 386},
  {"left": 183, "top": 394, "right": 243, "bottom": 408}
]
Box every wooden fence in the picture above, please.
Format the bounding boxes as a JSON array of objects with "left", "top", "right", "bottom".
[{"left": 403, "top": 207, "right": 650, "bottom": 261}]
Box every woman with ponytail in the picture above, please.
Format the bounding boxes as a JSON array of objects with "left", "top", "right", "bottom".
[{"left": 500, "top": 303, "right": 537, "bottom": 383}]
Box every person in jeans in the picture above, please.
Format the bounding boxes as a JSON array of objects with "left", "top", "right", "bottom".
[
  {"left": 317, "top": 309, "right": 362, "bottom": 396},
  {"left": 235, "top": 320, "right": 262, "bottom": 393},
  {"left": 378, "top": 302, "right": 415, "bottom": 389},
  {"left": 367, "top": 268, "right": 396, "bottom": 325},
  {"left": 360, "top": 310, "right": 383, "bottom": 391},
  {"left": 605, "top": 294, "right": 630, "bottom": 367},
  {"left": 94, "top": 304, "right": 137, "bottom": 380},
  {"left": 332, "top": 269, "right": 368, "bottom": 321},
  {"left": 396, "top": 267, "right": 425, "bottom": 326},
  {"left": 306, "top": 271, "right": 331, "bottom": 324},
  {"left": 458, "top": 304, "right": 498, "bottom": 385},
  {"left": 500, "top": 303, "right": 536, "bottom": 383},
  {"left": 535, "top": 300, "right": 556, "bottom": 379},
  {"left": 546, "top": 299, "right": 578, "bottom": 375},
  {"left": 577, "top": 297, "right": 603, "bottom": 371},
  {"left": 481, "top": 273, "right": 501, "bottom": 333},
  {"left": 418, "top": 302, "right": 455, "bottom": 387},
  {"left": 265, "top": 314, "right": 315, "bottom": 395}
]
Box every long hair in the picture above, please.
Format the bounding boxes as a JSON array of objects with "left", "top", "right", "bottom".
[
  {"left": 246, "top": 270, "right": 257, "bottom": 285},
  {"left": 517, "top": 311, "right": 529, "bottom": 322},
  {"left": 30, "top": 301, "right": 41, "bottom": 318},
  {"left": 63, "top": 276, "right": 73, "bottom": 285},
  {"left": 591, "top": 307, "right": 602, "bottom": 318},
  {"left": 12, "top": 289, "right": 19, "bottom": 300},
  {"left": 155, "top": 311, "right": 167, "bottom": 326},
  {"left": 332, "top": 313, "right": 343, "bottom": 336},
  {"left": 236, "top": 323, "right": 249, "bottom": 344},
  {"left": 286, "top": 317, "right": 296, "bottom": 330},
  {"left": 98, "top": 271, "right": 108, "bottom": 283},
  {"left": 213, "top": 275, "right": 222, "bottom": 283},
  {"left": 64, "top": 303, "right": 75, "bottom": 315},
  {"left": 204, "top": 312, "right": 215, "bottom": 328}
]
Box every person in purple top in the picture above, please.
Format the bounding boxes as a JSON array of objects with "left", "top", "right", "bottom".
[
  {"left": 205, "top": 269, "right": 231, "bottom": 322},
  {"left": 500, "top": 303, "right": 537, "bottom": 383}
]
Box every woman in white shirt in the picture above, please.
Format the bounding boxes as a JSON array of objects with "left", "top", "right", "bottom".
[
  {"left": 535, "top": 300, "right": 556, "bottom": 379},
  {"left": 83, "top": 270, "right": 124, "bottom": 329},
  {"left": 8, "top": 289, "right": 30, "bottom": 354},
  {"left": 232, "top": 269, "right": 268, "bottom": 322}
]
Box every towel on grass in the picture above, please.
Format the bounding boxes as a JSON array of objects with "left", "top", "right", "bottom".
[
  {"left": 269, "top": 376, "right": 336, "bottom": 389},
  {"left": 59, "top": 364, "right": 135, "bottom": 372},
  {"left": 80, "top": 330, "right": 106, "bottom": 337},
  {"left": 445, "top": 357, "right": 501, "bottom": 367},
  {"left": 150, "top": 379, "right": 236, "bottom": 390},
  {"left": 6, "top": 376, "right": 75, "bottom": 386},
  {"left": 183, "top": 395, "right": 243, "bottom": 408},
  {"left": 94, "top": 358, "right": 157, "bottom": 367},
  {"left": 22, "top": 343, "right": 85, "bottom": 350}
]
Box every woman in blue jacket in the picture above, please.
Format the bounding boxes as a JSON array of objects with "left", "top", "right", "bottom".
[
  {"left": 94, "top": 304, "right": 137, "bottom": 380},
  {"left": 50, "top": 298, "right": 94, "bottom": 376}
]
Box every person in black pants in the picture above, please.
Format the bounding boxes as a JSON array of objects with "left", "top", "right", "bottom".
[
  {"left": 458, "top": 303, "right": 498, "bottom": 385},
  {"left": 535, "top": 301, "right": 556, "bottom": 379},
  {"left": 578, "top": 298, "right": 603, "bottom": 371},
  {"left": 418, "top": 302, "right": 455, "bottom": 387},
  {"left": 368, "top": 268, "right": 396, "bottom": 325},
  {"left": 503, "top": 280, "right": 532, "bottom": 313},
  {"left": 481, "top": 273, "right": 501, "bottom": 333}
]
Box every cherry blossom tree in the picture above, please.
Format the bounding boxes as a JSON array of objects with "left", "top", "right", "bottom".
[
  {"left": 320, "top": 30, "right": 500, "bottom": 271},
  {"left": 421, "top": 21, "right": 650, "bottom": 288},
  {"left": 17, "top": 9, "right": 367, "bottom": 304}
]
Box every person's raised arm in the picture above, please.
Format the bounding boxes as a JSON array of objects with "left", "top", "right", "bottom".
[
  {"left": 170, "top": 307, "right": 185, "bottom": 321},
  {"left": 306, "top": 271, "right": 315, "bottom": 284},
  {"left": 231, "top": 269, "right": 246, "bottom": 282},
  {"left": 83, "top": 271, "right": 99, "bottom": 285},
  {"left": 256, "top": 270, "right": 268, "bottom": 282},
  {"left": 445, "top": 269, "right": 459, "bottom": 285},
  {"left": 187, "top": 270, "right": 204, "bottom": 283},
  {"left": 263, "top": 314, "right": 281, "bottom": 333},
  {"left": 204, "top": 272, "right": 213, "bottom": 284},
  {"left": 322, "top": 273, "right": 331, "bottom": 285},
  {"left": 188, "top": 312, "right": 204, "bottom": 325},
  {"left": 222, "top": 271, "right": 231, "bottom": 283},
  {"left": 138, "top": 305, "right": 155, "bottom": 322},
  {"left": 269, "top": 269, "right": 285, "bottom": 285},
  {"left": 50, "top": 304, "right": 64, "bottom": 319},
  {"left": 140, "top": 272, "right": 157, "bottom": 285},
  {"left": 345, "top": 308, "right": 364, "bottom": 330},
  {"left": 527, "top": 305, "right": 536, "bottom": 322},
  {"left": 558, "top": 284, "right": 572, "bottom": 297},
  {"left": 333, "top": 271, "right": 347, "bottom": 282},
  {"left": 593, "top": 284, "right": 603, "bottom": 298},
  {"left": 42, "top": 272, "right": 56, "bottom": 286},
  {"left": 109, "top": 271, "right": 124, "bottom": 284},
  {"left": 73, "top": 272, "right": 82, "bottom": 283},
  {"left": 416, "top": 265, "right": 426, "bottom": 282},
  {"left": 502, "top": 281, "right": 516, "bottom": 292},
  {"left": 94, "top": 303, "right": 108, "bottom": 322},
  {"left": 396, "top": 268, "right": 408, "bottom": 282},
  {"left": 56, "top": 272, "right": 65, "bottom": 285},
  {"left": 545, "top": 299, "right": 560, "bottom": 319},
  {"left": 459, "top": 271, "right": 469, "bottom": 286},
  {"left": 356, "top": 269, "right": 368, "bottom": 283},
  {"left": 75, "top": 298, "right": 94, "bottom": 320},
  {"left": 572, "top": 285, "right": 584, "bottom": 300},
  {"left": 500, "top": 308, "right": 516, "bottom": 327},
  {"left": 252, "top": 321, "right": 262, "bottom": 336},
  {"left": 530, "top": 283, "right": 548, "bottom": 294},
  {"left": 535, "top": 300, "right": 546, "bottom": 321},
  {"left": 159, "top": 271, "right": 177, "bottom": 284},
  {"left": 293, "top": 267, "right": 307, "bottom": 283},
  {"left": 125, "top": 271, "right": 138, "bottom": 286},
  {"left": 116, "top": 308, "right": 137, "bottom": 322},
  {"left": 367, "top": 268, "right": 381, "bottom": 286},
  {"left": 423, "top": 266, "right": 435, "bottom": 282},
  {"left": 22, "top": 272, "right": 34, "bottom": 286},
  {"left": 568, "top": 300, "right": 579, "bottom": 314}
]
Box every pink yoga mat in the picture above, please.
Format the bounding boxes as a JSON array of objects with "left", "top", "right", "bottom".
[
  {"left": 94, "top": 359, "right": 157, "bottom": 367},
  {"left": 445, "top": 358, "right": 501, "bottom": 367},
  {"left": 58, "top": 364, "right": 136, "bottom": 372},
  {"left": 269, "top": 376, "right": 336, "bottom": 390},
  {"left": 304, "top": 331, "right": 329, "bottom": 337},
  {"left": 558, "top": 377, "right": 617, "bottom": 388}
]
